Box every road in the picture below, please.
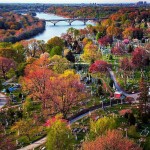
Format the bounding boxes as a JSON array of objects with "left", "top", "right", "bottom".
[
  {"left": 108, "top": 68, "right": 139, "bottom": 100},
  {"left": 0, "top": 93, "right": 8, "bottom": 109}
]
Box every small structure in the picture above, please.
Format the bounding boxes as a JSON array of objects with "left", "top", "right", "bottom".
[{"left": 114, "top": 91, "right": 122, "bottom": 99}]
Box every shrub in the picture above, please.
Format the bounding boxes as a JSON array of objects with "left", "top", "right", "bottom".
[{"left": 127, "top": 125, "right": 139, "bottom": 139}]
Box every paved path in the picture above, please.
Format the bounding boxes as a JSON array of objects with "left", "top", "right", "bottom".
[
  {"left": 108, "top": 68, "right": 139, "bottom": 100},
  {"left": 0, "top": 93, "right": 8, "bottom": 109},
  {"left": 2, "top": 76, "right": 16, "bottom": 86},
  {"left": 18, "top": 137, "right": 47, "bottom": 150}
]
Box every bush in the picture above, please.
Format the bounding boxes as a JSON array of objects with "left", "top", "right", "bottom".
[{"left": 127, "top": 125, "right": 139, "bottom": 139}]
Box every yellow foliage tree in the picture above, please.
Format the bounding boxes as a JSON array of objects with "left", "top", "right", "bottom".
[{"left": 81, "top": 42, "right": 102, "bottom": 63}]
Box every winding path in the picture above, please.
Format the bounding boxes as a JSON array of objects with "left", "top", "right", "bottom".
[{"left": 108, "top": 68, "right": 139, "bottom": 101}]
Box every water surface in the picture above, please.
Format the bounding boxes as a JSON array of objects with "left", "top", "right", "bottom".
[{"left": 33, "top": 12, "right": 94, "bottom": 42}]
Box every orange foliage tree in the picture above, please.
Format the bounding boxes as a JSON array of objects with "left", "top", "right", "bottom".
[{"left": 83, "top": 130, "right": 142, "bottom": 150}]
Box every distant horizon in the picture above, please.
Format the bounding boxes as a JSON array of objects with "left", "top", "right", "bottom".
[{"left": 0, "top": 0, "right": 149, "bottom": 4}]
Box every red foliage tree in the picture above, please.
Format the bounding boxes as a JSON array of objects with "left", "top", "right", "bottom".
[
  {"left": 44, "top": 115, "right": 67, "bottom": 127},
  {"left": 89, "top": 60, "right": 110, "bottom": 74},
  {"left": 120, "top": 57, "right": 132, "bottom": 71},
  {"left": 131, "top": 47, "right": 148, "bottom": 69},
  {"left": 111, "top": 43, "right": 126, "bottom": 56},
  {"left": 98, "top": 36, "right": 113, "bottom": 47},
  {"left": 83, "top": 130, "right": 142, "bottom": 150},
  {"left": 0, "top": 57, "right": 16, "bottom": 79},
  {"left": 49, "top": 75, "right": 85, "bottom": 118},
  {"left": 21, "top": 68, "right": 54, "bottom": 109}
]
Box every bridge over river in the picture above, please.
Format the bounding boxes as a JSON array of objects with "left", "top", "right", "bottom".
[{"left": 43, "top": 17, "right": 108, "bottom": 25}]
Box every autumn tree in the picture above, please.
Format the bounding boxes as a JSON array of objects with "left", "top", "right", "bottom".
[
  {"left": 82, "top": 38, "right": 92, "bottom": 46},
  {"left": 81, "top": 42, "right": 102, "bottom": 63},
  {"left": 11, "top": 118, "right": 43, "bottom": 142},
  {"left": 123, "top": 28, "right": 143, "bottom": 40},
  {"left": 0, "top": 48, "right": 17, "bottom": 60},
  {"left": 24, "top": 56, "right": 50, "bottom": 75},
  {"left": 47, "top": 36, "right": 64, "bottom": 51},
  {"left": 83, "top": 130, "right": 142, "bottom": 150},
  {"left": 101, "top": 19, "right": 112, "bottom": 27},
  {"left": 131, "top": 47, "right": 148, "bottom": 69},
  {"left": 111, "top": 42, "right": 126, "bottom": 56},
  {"left": 106, "top": 25, "right": 121, "bottom": 37},
  {"left": 49, "top": 70, "right": 86, "bottom": 118},
  {"left": 98, "top": 36, "right": 113, "bottom": 47},
  {"left": 21, "top": 67, "right": 54, "bottom": 109},
  {"left": 89, "top": 60, "right": 110, "bottom": 75},
  {"left": 49, "top": 55, "right": 70, "bottom": 74},
  {"left": 46, "top": 115, "right": 75, "bottom": 150},
  {"left": 0, "top": 57, "right": 16, "bottom": 79},
  {"left": 21, "top": 39, "right": 39, "bottom": 58},
  {"left": 123, "top": 27, "right": 133, "bottom": 39}
]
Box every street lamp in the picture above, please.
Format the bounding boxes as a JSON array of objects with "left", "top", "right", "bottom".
[
  {"left": 110, "top": 97, "right": 112, "bottom": 107},
  {"left": 102, "top": 100, "right": 104, "bottom": 109}
]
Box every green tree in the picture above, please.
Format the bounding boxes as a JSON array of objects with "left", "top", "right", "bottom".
[
  {"left": 15, "top": 62, "right": 27, "bottom": 77},
  {"left": 46, "top": 115, "right": 74, "bottom": 150},
  {"left": 12, "top": 42, "right": 25, "bottom": 63},
  {"left": 47, "top": 36, "right": 64, "bottom": 51},
  {"left": 96, "top": 32, "right": 103, "bottom": 41},
  {"left": 50, "top": 46, "right": 62, "bottom": 57},
  {"left": 89, "top": 117, "right": 117, "bottom": 140},
  {"left": 23, "top": 97, "right": 33, "bottom": 117}
]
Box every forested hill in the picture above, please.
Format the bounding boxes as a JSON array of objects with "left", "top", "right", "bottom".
[
  {"left": 46, "top": 6, "right": 118, "bottom": 18},
  {"left": 0, "top": 12, "right": 45, "bottom": 43}
]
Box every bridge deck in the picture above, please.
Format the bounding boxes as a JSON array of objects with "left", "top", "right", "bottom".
[{"left": 44, "top": 18, "right": 107, "bottom": 21}]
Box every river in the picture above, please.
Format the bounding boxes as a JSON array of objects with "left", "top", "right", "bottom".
[{"left": 33, "top": 12, "right": 94, "bottom": 42}]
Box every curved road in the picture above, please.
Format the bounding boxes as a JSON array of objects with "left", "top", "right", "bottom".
[{"left": 108, "top": 68, "right": 139, "bottom": 100}]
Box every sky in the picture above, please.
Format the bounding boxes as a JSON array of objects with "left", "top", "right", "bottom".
[{"left": 0, "top": 0, "right": 148, "bottom": 4}]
